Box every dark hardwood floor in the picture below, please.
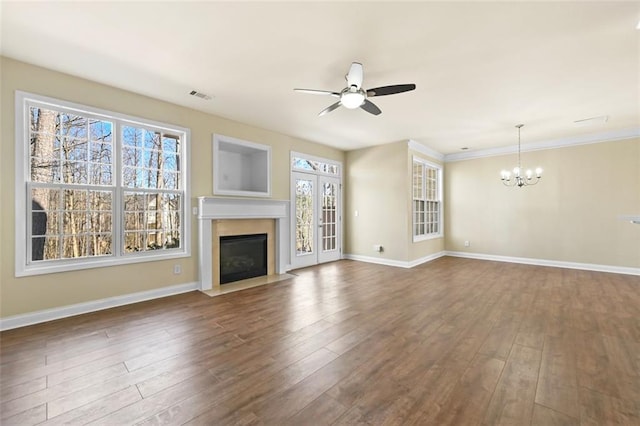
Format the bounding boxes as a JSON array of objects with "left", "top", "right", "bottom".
[{"left": 1, "top": 257, "right": 639, "bottom": 425}]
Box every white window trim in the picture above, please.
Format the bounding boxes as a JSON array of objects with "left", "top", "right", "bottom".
[
  {"left": 15, "top": 91, "right": 191, "bottom": 277},
  {"left": 412, "top": 156, "right": 443, "bottom": 242},
  {"left": 291, "top": 151, "right": 342, "bottom": 177}
]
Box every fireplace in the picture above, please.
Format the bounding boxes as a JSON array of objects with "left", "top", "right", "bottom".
[
  {"left": 220, "top": 233, "right": 267, "bottom": 284},
  {"left": 197, "top": 197, "right": 290, "bottom": 292}
]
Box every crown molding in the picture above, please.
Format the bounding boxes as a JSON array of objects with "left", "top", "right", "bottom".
[
  {"left": 407, "top": 139, "right": 445, "bottom": 161},
  {"left": 444, "top": 127, "right": 640, "bottom": 162}
]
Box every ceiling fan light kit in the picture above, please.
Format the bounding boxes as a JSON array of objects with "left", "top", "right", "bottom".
[
  {"left": 340, "top": 90, "right": 365, "bottom": 109},
  {"left": 294, "top": 62, "right": 416, "bottom": 116}
]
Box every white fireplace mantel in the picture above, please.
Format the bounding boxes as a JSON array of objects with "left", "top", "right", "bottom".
[{"left": 197, "top": 196, "right": 290, "bottom": 290}]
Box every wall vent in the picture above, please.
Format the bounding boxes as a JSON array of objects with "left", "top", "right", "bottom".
[{"left": 189, "top": 90, "right": 212, "bottom": 100}]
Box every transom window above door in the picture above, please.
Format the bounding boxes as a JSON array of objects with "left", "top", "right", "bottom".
[{"left": 292, "top": 155, "right": 340, "bottom": 176}]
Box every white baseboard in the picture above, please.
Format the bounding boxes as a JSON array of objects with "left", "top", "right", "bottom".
[
  {"left": 343, "top": 251, "right": 446, "bottom": 269},
  {"left": 0, "top": 281, "right": 200, "bottom": 331},
  {"left": 344, "top": 250, "right": 639, "bottom": 276},
  {"left": 408, "top": 251, "right": 447, "bottom": 267},
  {"left": 445, "top": 251, "right": 640, "bottom": 276}
]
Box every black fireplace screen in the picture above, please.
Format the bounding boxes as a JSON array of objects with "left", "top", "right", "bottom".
[{"left": 220, "top": 233, "right": 267, "bottom": 284}]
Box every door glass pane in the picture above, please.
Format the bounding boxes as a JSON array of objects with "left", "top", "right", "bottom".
[
  {"left": 322, "top": 181, "right": 337, "bottom": 252},
  {"left": 295, "top": 178, "right": 314, "bottom": 256}
]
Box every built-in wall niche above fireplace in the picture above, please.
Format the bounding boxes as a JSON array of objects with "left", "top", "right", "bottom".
[{"left": 213, "top": 134, "right": 271, "bottom": 197}]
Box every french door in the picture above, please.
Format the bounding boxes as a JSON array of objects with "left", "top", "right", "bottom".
[{"left": 292, "top": 172, "right": 341, "bottom": 269}]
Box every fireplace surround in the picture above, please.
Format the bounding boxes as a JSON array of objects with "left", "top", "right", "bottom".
[{"left": 197, "top": 197, "right": 290, "bottom": 291}]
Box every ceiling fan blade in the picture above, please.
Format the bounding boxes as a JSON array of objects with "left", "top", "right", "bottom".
[
  {"left": 318, "top": 101, "right": 342, "bottom": 116},
  {"left": 360, "top": 99, "right": 382, "bottom": 115},
  {"left": 294, "top": 88, "right": 340, "bottom": 98},
  {"left": 366, "top": 84, "right": 416, "bottom": 97},
  {"left": 346, "top": 62, "right": 364, "bottom": 89}
]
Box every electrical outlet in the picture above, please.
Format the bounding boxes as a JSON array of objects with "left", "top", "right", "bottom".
[
  {"left": 464, "top": 240, "right": 470, "bottom": 247},
  {"left": 173, "top": 264, "right": 182, "bottom": 275},
  {"left": 373, "top": 244, "right": 383, "bottom": 252}
]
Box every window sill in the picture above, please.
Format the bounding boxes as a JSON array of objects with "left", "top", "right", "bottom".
[
  {"left": 16, "top": 249, "right": 190, "bottom": 277},
  {"left": 413, "top": 234, "right": 443, "bottom": 243}
]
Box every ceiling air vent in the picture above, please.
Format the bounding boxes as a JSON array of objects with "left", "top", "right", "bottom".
[
  {"left": 189, "top": 90, "right": 212, "bottom": 101},
  {"left": 573, "top": 115, "right": 608, "bottom": 127}
]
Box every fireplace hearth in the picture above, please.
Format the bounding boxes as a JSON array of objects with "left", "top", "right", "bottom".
[{"left": 220, "top": 233, "right": 268, "bottom": 284}]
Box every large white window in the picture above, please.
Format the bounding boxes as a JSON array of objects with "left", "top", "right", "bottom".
[
  {"left": 412, "top": 157, "right": 442, "bottom": 241},
  {"left": 15, "top": 92, "right": 190, "bottom": 276}
]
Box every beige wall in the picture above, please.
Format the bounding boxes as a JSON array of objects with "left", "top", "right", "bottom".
[
  {"left": 345, "top": 142, "right": 409, "bottom": 261},
  {"left": 445, "top": 138, "right": 640, "bottom": 268},
  {"left": 0, "top": 57, "right": 344, "bottom": 318},
  {"left": 344, "top": 142, "right": 445, "bottom": 263}
]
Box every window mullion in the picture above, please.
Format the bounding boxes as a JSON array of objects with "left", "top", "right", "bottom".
[{"left": 113, "top": 121, "right": 123, "bottom": 257}]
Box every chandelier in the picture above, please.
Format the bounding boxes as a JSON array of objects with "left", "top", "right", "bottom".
[{"left": 500, "top": 124, "right": 542, "bottom": 187}]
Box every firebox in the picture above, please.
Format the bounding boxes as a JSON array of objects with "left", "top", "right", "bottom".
[{"left": 219, "top": 233, "right": 268, "bottom": 284}]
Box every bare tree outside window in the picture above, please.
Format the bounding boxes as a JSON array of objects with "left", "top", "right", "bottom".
[
  {"left": 29, "top": 107, "right": 114, "bottom": 261},
  {"left": 295, "top": 178, "right": 314, "bottom": 255},
  {"left": 122, "top": 127, "right": 181, "bottom": 253},
  {"left": 26, "top": 101, "right": 184, "bottom": 265}
]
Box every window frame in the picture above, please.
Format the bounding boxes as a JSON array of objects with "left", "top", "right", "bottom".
[
  {"left": 291, "top": 151, "right": 341, "bottom": 177},
  {"left": 15, "top": 91, "right": 190, "bottom": 277},
  {"left": 412, "top": 156, "right": 443, "bottom": 242}
]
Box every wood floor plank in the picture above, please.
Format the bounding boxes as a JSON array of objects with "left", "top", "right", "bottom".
[
  {"left": 532, "top": 403, "right": 580, "bottom": 426},
  {"left": 535, "top": 334, "right": 580, "bottom": 419},
  {"left": 88, "top": 370, "right": 220, "bottom": 425},
  {"left": 0, "top": 376, "right": 47, "bottom": 403},
  {"left": 142, "top": 347, "right": 339, "bottom": 425},
  {"left": 1, "top": 258, "right": 638, "bottom": 425},
  {"left": 400, "top": 363, "right": 466, "bottom": 424},
  {"left": 477, "top": 311, "right": 522, "bottom": 361},
  {"left": 579, "top": 386, "right": 640, "bottom": 425},
  {"left": 0, "top": 403, "right": 47, "bottom": 426},
  {"left": 0, "top": 362, "right": 128, "bottom": 420},
  {"left": 431, "top": 354, "right": 506, "bottom": 425},
  {"left": 40, "top": 385, "right": 142, "bottom": 425},
  {"left": 214, "top": 358, "right": 351, "bottom": 424},
  {"left": 482, "top": 344, "right": 542, "bottom": 425},
  {"left": 285, "top": 393, "right": 348, "bottom": 425}
]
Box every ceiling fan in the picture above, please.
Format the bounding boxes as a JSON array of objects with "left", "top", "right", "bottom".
[{"left": 294, "top": 62, "right": 416, "bottom": 116}]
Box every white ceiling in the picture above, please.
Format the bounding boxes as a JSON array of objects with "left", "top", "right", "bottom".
[{"left": 2, "top": 1, "right": 639, "bottom": 154}]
